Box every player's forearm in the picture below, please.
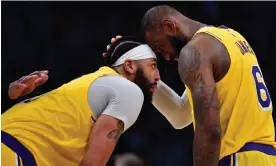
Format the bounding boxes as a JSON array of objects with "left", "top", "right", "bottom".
[
  {"left": 192, "top": 87, "right": 221, "bottom": 166},
  {"left": 152, "top": 80, "right": 192, "bottom": 129},
  {"left": 193, "top": 124, "right": 221, "bottom": 166},
  {"left": 154, "top": 80, "right": 188, "bottom": 107},
  {"left": 80, "top": 136, "right": 116, "bottom": 166},
  {"left": 80, "top": 135, "right": 116, "bottom": 166},
  {"left": 189, "top": 78, "right": 221, "bottom": 166},
  {"left": 80, "top": 115, "right": 124, "bottom": 166}
]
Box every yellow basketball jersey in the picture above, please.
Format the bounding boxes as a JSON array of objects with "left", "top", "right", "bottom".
[
  {"left": 185, "top": 26, "right": 276, "bottom": 159},
  {"left": 2, "top": 66, "right": 120, "bottom": 166}
]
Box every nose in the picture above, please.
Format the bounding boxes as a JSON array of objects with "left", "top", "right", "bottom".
[{"left": 155, "top": 69, "right": 161, "bottom": 81}]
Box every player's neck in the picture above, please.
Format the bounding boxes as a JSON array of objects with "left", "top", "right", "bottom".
[{"left": 178, "top": 17, "right": 206, "bottom": 41}]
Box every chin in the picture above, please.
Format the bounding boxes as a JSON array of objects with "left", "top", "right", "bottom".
[{"left": 140, "top": 88, "right": 153, "bottom": 103}]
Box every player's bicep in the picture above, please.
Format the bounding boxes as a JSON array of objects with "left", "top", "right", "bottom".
[
  {"left": 87, "top": 76, "right": 144, "bottom": 130},
  {"left": 178, "top": 42, "right": 219, "bottom": 129},
  {"left": 102, "top": 79, "right": 144, "bottom": 132}
]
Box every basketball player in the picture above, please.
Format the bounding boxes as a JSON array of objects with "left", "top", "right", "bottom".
[
  {"left": 3, "top": 37, "right": 193, "bottom": 166},
  {"left": 141, "top": 5, "right": 276, "bottom": 166},
  {"left": 102, "top": 5, "right": 276, "bottom": 166}
]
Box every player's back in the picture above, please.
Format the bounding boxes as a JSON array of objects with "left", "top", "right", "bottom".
[
  {"left": 188, "top": 26, "right": 276, "bottom": 159},
  {"left": 2, "top": 67, "right": 119, "bottom": 166}
]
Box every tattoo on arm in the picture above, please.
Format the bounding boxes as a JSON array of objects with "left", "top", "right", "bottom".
[
  {"left": 193, "top": 84, "right": 220, "bottom": 166},
  {"left": 179, "top": 44, "right": 221, "bottom": 166},
  {"left": 192, "top": 82, "right": 218, "bottom": 125},
  {"left": 179, "top": 45, "right": 202, "bottom": 90},
  {"left": 107, "top": 120, "right": 124, "bottom": 142}
]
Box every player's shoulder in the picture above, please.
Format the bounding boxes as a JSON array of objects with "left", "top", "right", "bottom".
[
  {"left": 181, "top": 27, "right": 230, "bottom": 82},
  {"left": 192, "top": 30, "right": 223, "bottom": 50},
  {"left": 180, "top": 33, "right": 216, "bottom": 64},
  {"left": 182, "top": 29, "right": 227, "bottom": 63},
  {"left": 93, "top": 75, "right": 144, "bottom": 99}
]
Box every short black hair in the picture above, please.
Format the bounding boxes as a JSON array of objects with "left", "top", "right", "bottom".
[
  {"left": 103, "top": 37, "right": 144, "bottom": 67},
  {"left": 141, "top": 5, "right": 179, "bottom": 32}
]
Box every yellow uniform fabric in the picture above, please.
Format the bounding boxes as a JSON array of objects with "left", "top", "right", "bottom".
[{"left": 2, "top": 66, "right": 119, "bottom": 166}]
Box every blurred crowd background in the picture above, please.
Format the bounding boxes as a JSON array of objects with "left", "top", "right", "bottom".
[{"left": 2, "top": 2, "right": 276, "bottom": 166}]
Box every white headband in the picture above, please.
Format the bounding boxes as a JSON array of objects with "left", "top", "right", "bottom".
[{"left": 112, "top": 44, "right": 157, "bottom": 67}]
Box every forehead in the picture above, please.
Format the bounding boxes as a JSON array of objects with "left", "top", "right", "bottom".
[
  {"left": 138, "top": 58, "right": 157, "bottom": 65},
  {"left": 145, "top": 31, "right": 155, "bottom": 43},
  {"left": 145, "top": 31, "right": 166, "bottom": 43}
]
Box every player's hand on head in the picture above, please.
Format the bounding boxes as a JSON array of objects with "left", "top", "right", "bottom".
[
  {"left": 8, "top": 70, "right": 49, "bottom": 100},
  {"left": 102, "top": 35, "right": 122, "bottom": 57}
]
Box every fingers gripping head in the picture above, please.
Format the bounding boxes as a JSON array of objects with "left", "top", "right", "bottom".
[{"left": 103, "top": 36, "right": 143, "bottom": 67}]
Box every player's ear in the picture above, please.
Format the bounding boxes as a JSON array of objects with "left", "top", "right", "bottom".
[
  {"left": 162, "top": 19, "right": 176, "bottom": 35},
  {"left": 123, "top": 60, "right": 137, "bottom": 75}
]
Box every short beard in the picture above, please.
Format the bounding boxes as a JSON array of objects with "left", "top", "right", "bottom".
[
  {"left": 167, "top": 35, "right": 188, "bottom": 56},
  {"left": 134, "top": 69, "right": 154, "bottom": 103}
]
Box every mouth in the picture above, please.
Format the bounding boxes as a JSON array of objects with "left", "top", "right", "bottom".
[{"left": 149, "top": 84, "right": 157, "bottom": 93}]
